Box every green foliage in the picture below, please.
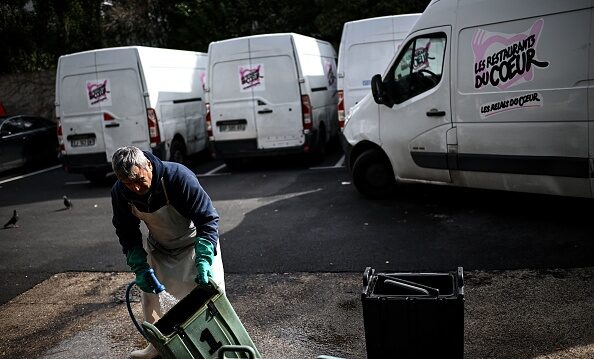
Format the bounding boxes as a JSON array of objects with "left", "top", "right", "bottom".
[
  {"left": 1, "top": 0, "right": 104, "bottom": 73},
  {"left": 1, "top": 0, "right": 430, "bottom": 74}
]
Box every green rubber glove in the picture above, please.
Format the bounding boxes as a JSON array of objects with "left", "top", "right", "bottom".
[
  {"left": 126, "top": 246, "right": 155, "bottom": 293},
  {"left": 194, "top": 238, "right": 214, "bottom": 285}
]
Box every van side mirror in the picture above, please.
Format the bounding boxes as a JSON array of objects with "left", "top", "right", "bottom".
[{"left": 370, "top": 74, "right": 393, "bottom": 108}]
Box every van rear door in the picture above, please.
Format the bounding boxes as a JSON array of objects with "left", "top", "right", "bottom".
[
  {"left": 249, "top": 36, "right": 302, "bottom": 149},
  {"left": 210, "top": 38, "right": 257, "bottom": 145},
  {"left": 59, "top": 52, "right": 106, "bottom": 159},
  {"left": 95, "top": 49, "right": 149, "bottom": 162}
]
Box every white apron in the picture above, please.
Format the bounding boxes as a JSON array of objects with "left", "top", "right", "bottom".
[{"left": 130, "top": 180, "right": 225, "bottom": 323}]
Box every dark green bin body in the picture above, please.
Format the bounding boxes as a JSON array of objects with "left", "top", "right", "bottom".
[{"left": 142, "top": 283, "right": 261, "bottom": 359}]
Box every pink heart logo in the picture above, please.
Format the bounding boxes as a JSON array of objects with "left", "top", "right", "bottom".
[{"left": 472, "top": 19, "right": 548, "bottom": 90}]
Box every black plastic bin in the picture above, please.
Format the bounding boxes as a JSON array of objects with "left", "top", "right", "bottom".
[{"left": 361, "top": 267, "right": 464, "bottom": 359}]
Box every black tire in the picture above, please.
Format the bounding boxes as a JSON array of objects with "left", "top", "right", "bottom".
[
  {"left": 224, "top": 158, "right": 244, "bottom": 171},
  {"left": 315, "top": 125, "right": 327, "bottom": 156},
  {"left": 169, "top": 139, "right": 186, "bottom": 164},
  {"left": 84, "top": 170, "right": 107, "bottom": 185},
  {"left": 351, "top": 149, "right": 395, "bottom": 198}
]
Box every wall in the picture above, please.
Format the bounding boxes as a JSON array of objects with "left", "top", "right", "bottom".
[{"left": 0, "top": 70, "right": 56, "bottom": 121}]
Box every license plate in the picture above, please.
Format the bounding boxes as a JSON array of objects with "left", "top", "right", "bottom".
[
  {"left": 71, "top": 137, "right": 95, "bottom": 147},
  {"left": 219, "top": 124, "right": 246, "bottom": 132}
]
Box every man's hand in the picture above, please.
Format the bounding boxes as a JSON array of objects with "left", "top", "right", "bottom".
[
  {"left": 136, "top": 271, "right": 157, "bottom": 293},
  {"left": 194, "top": 238, "right": 214, "bottom": 285},
  {"left": 126, "top": 246, "right": 156, "bottom": 293}
]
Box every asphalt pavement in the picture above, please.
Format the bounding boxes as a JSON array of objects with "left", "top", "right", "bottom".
[{"left": 1, "top": 268, "right": 594, "bottom": 359}]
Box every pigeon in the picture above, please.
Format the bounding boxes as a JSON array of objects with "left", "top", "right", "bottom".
[
  {"left": 63, "top": 195, "right": 73, "bottom": 210},
  {"left": 3, "top": 210, "right": 18, "bottom": 228}
]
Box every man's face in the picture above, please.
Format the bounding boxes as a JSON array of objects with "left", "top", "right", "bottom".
[{"left": 121, "top": 161, "right": 153, "bottom": 195}]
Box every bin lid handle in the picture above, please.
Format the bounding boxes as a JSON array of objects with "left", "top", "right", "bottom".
[
  {"left": 363, "top": 267, "right": 374, "bottom": 289},
  {"left": 379, "top": 274, "right": 440, "bottom": 297}
]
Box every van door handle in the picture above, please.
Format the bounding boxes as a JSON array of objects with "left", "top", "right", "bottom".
[
  {"left": 105, "top": 123, "right": 120, "bottom": 128},
  {"left": 426, "top": 109, "right": 446, "bottom": 117},
  {"left": 258, "top": 109, "right": 273, "bottom": 114}
]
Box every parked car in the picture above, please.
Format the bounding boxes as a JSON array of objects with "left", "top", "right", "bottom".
[{"left": 0, "top": 115, "right": 59, "bottom": 172}]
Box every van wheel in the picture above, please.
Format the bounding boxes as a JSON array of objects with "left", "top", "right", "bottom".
[
  {"left": 351, "top": 149, "right": 395, "bottom": 198},
  {"left": 170, "top": 139, "right": 186, "bottom": 164},
  {"left": 316, "top": 126, "right": 327, "bottom": 156},
  {"left": 224, "top": 158, "right": 244, "bottom": 170}
]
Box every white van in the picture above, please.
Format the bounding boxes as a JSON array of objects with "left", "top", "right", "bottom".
[
  {"left": 337, "top": 14, "right": 421, "bottom": 129},
  {"left": 343, "top": 0, "right": 594, "bottom": 198},
  {"left": 205, "top": 33, "right": 338, "bottom": 165},
  {"left": 55, "top": 46, "right": 209, "bottom": 182}
]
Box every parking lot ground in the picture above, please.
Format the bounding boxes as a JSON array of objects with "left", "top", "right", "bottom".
[{"left": 1, "top": 268, "right": 594, "bottom": 359}]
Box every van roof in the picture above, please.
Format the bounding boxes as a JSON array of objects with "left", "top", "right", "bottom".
[
  {"left": 58, "top": 46, "right": 206, "bottom": 59},
  {"left": 343, "top": 14, "right": 422, "bottom": 27},
  {"left": 340, "top": 14, "right": 421, "bottom": 46},
  {"left": 411, "top": 0, "right": 591, "bottom": 35},
  {"left": 209, "top": 32, "right": 332, "bottom": 46},
  {"left": 208, "top": 33, "right": 336, "bottom": 63}
]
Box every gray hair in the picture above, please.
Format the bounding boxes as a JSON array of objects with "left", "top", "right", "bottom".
[{"left": 111, "top": 146, "right": 150, "bottom": 181}]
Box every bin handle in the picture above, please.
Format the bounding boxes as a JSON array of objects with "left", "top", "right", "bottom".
[
  {"left": 363, "top": 267, "right": 374, "bottom": 294},
  {"left": 363, "top": 267, "right": 373, "bottom": 287},
  {"left": 457, "top": 267, "right": 464, "bottom": 296},
  {"left": 379, "top": 274, "right": 440, "bottom": 297},
  {"left": 217, "top": 345, "right": 256, "bottom": 359}
]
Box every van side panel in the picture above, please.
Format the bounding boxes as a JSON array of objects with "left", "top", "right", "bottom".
[
  {"left": 454, "top": 3, "right": 591, "bottom": 196},
  {"left": 137, "top": 47, "right": 208, "bottom": 159},
  {"left": 337, "top": 15, "right": 421, "bottom": 113},
  {"left": 294, "top": 35, "right": 339, "bottom": 141}
]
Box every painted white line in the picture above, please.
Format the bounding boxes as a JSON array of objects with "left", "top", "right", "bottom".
[
  {"left": 197, "top": 172, "right": 231, "bottom": 177},
  {"left": 64, "top": 180, "right": 91, "bottom": 185},
  {"left": 309, "top": 156, "right": 346, "bottom": 170},
  {"left": 196, "top": 164, "right": 230, "bottom": 177},
  {"left": 206, "top": 164, "right": 227, "bottom": 176},
  {"left": 0, "top": 165, "right": 62, "bottom": 185},
  {"left": 334, "top": 155, "right": 345, "bottom": 168}
]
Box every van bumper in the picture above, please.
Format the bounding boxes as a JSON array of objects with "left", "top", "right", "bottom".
[
  {"left": 59, "top": 153, "right": 111, "bottom": 174},
  {"left": 212, "top": 139, "right": 310, "bottom": 158},
  {"left": 339, "top": 132, "right": 353, "bottom": 171}
]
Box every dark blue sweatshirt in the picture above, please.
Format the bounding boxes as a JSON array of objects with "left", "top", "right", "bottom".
[{"left": 111, "top": 151, "right": 219, "bottom": 254}]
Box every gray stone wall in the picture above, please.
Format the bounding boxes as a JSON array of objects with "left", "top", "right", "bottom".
[{"left": 0, "top": 70, "right": 57, "bottom": 122}]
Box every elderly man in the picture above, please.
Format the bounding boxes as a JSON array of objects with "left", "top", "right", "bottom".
[{"left": 111, "top": 146, "right": 224, "bottom": 359}]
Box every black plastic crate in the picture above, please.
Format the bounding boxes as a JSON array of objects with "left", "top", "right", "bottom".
[{"left": 361, "top": 267, "right": 464, "bottom": 359}]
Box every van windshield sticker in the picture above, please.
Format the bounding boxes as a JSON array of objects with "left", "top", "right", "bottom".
[
  {"left": 86, "top": 79, "right": 111, "bottom": 107},
  {"left": 472, "top": 19, "right": 549, "bottom": 90},
  {"left": 324, "top": 60, "right": 336, "bottom": 86},
  {"left": 413, "top": 41, "right": 431, "bottom": 71},
  {"left": 239, "top": 64, "right": 265, "bottom": 92},
  {"left": 480, "top": 92, "right": 543, "bottom": 118},
  {"left": 199, "top": 71, "right": 207, "bottom": 91}
]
